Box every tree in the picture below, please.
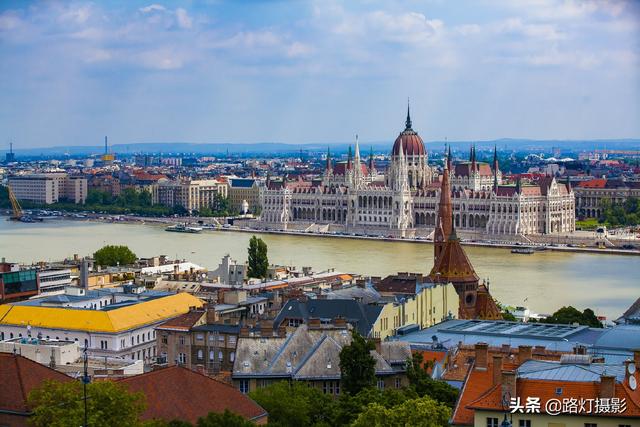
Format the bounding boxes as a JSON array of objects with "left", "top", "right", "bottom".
[
  {"left": 247, "top": 236, "right": 269, "bottom": 279},
  {"left": 196, "top": 410, "right": 254, "bottom": 427},
  {"left": 28, "top": 380, "right": 146, "bottom": 427},
  {"left": 542, "top": 306, "right": 602, "bottom": 328},
  {"left": 405, "top": 353, "right": 459, "bottom": 408},
  {"left": 339, "top": 331, "right": 376, "bottom": 395},
  {"left": 94, "top": 244, "right": 138, "bottom": 266},
  {"left": 249, "top": 381, "right": 332, "bottom": 427},
  {"left": 351, "top": 395, "right": 451, "bottom": 427}
]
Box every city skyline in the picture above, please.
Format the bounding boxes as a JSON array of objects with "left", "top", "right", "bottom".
[{"left": 1, "top": 0, "right": 639, "bottom": 148}]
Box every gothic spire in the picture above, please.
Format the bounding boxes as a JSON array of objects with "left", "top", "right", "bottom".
[
  {"left": 326, "top": 146, "right": 332, "bottom": 173},
  {"left": 405, "top": 98, "right": 412, "bottom": 130},
  {"left": 368, "top": 146, "right": 375, "bottom": 173},
  {"left": 347, "top": 145, "right": 353, "bottom": 170},
  {"left": 447, "top": 144, "right": 452, "bottom": 171}
]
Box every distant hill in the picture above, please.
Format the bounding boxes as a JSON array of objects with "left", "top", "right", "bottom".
[{"left": 3, "top": 138, "right": 639, "bottom": 157}]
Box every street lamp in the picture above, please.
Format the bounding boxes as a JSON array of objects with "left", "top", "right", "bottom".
[{"left": 500, "top": 413, "right": 512, "bottom": 427}]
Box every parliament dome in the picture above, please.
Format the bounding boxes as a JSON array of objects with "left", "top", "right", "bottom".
[{"left": 391, "top": 106, "right": 426, "bottom": 156}]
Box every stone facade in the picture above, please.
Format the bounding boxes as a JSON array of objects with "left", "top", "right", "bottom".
[{"left": 259, "top": 113, "right": 575, "bottom": 237}]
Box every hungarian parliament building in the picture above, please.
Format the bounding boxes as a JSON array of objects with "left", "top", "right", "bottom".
[{"left": 259, "top": 109, "right": 575, "bottom": 238}]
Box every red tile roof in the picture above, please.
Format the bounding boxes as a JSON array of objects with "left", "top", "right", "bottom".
[
  {"left": 0, "top": 353, "right": 72, "bottom": 415},
  {"left": 468, "top": 378, "right": 640, "bottom": 419},
  {"left": 156, "top": 310, "right": 205, "bottom": 331},
  {"left": 578, "top": 178, "right": 607, "bottom": 188},
  {"left": 118, "top": 366, "right": 267, "bottom": 423}
]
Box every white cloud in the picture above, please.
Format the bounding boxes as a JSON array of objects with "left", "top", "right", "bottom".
[
  {"left": 0, "top": 11, "right": 23, "bottom": 31},
  {"left": 175, "top": 8, "right": 192, "bottom": 29},
  {"left": 139, "top": 4, "right": 166, "bottom": 14}
]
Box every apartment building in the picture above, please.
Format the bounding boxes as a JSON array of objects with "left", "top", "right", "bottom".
[
  {"left": 8, "top": 173, "right": 87, "bottom": 204},
  {"left": 152, "top": 179, "right": 228, "bottom": 213}
]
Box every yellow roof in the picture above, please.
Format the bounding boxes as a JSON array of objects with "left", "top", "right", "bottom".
[{"left": 0, "top": 293, "right": 203, "bottom": 333}]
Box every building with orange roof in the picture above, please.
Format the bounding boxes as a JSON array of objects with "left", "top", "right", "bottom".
[
  {"left": 574, "top": 178, "right": 640, "bottom": 219},
  {"left": 451, "top": 343, "right": 640, "bottom": 426}
]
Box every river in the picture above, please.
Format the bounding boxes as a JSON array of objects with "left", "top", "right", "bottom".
[{"left": 0, "top": 219, "right": 637, "bottom": 321}]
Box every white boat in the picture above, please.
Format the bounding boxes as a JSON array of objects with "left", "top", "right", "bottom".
[{"left": 165, "top": 224, "right": 203, "bottom": 233}]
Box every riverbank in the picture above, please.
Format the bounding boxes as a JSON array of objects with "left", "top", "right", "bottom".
[
  {"left": 1, "top": 217, "right": 638, "bottom": 321},
  {"left": 7, "top": 210, "right": 638, "bottom": 257}
]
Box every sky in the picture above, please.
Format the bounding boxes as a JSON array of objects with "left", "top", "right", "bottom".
[{"left": 0, "top": 0, "right": 639, "bottom": 149}]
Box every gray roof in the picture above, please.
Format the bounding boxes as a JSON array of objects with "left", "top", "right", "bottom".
[
  {"left": 517, "top": 359, "right": 627, "bottom": 383},
  {"left": 396, "top": 319, "right": 640, "bottom": 364},
  {"left": 324, "top": 286, "right": 381, "bottom": 304},
  {"left": 233, "top": 324, "right": 410, "bottom": 380},
  {"left": 273, "top": 299, "right": 383, "bottom": 337}
]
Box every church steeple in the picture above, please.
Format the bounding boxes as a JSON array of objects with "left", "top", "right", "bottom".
[
  {"left": 405, "top": 99, "right": 412, "bottom": 130},
  {"left": 347, "top": 145, "right": 353, "bottom": 170},
  {"left": 325, "top": 147, "right": 332, "bottom": 174},
  {"left": 434, "top": 157, "right": 453, "bottom": 264},
  {"left": 368, "top": 146, "right": 375, "bottom": 174}
]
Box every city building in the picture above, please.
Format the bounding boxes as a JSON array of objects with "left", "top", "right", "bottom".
[
  {"left": 228, "top": 178, "right": 260, "bottom": 214},
  {"left": 152, "top": 178, "right": 227, "bottom": 213},
  {"left": 118, "top": 366, "right": 268, "bottom": 424},
  {"left": 0, "top": 261, "right": 39, "bottom": 302},
  {"left": 259, "top": 108, "right": 575, "bottom": 237},
  {"left": 8, "top": 172, "right": 87, "bottom": 204},
  {"left": 0, "top": 290, "right": 203, "bottom": 361},
  {"left": 37, "top": 268, "right": 72, "bottom": 295},
  {"left": 574, "top": 178, "right": 640, "bottom": 218},
  {"left": 451, "top": 343, "right": 640, "bottom": 426},
  {"left": 232, "top": 322, "right": 411, "bottom": 396}
]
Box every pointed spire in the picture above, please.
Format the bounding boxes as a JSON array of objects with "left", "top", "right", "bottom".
[
  {"left": 368, "top": 146, "right": 375, "bottom": 173},
  {"left": 354, "top": 134, "right": 361, "bottom": 164},
  {"left": 326, "top": 146, "right": 332, "bottom": 173},
  {"left": 447, "top": 144, "right": 452, "bottom": 171},
  {"left": 515, "top": 176, "right": 522, "bottom": 194},
  {"left": 565, "top": 175, "right": 572, "bottom": 192},
  {"left": 405, "top": 98, "right": 412, "bottom": 130},
  {"left": 347, "top": 145, "right": 353, "bottom": 170},
  {"left": 469, "top": 145, "right": 473, "bottom": 161},
  {"left": 471, "top": 144, "right": 477, "bottom": 173}
]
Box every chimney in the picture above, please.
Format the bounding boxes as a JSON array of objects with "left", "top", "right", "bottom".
[
  {"left": 334, "top": 316, "right": 347, "bottom": 328},
  {"left": 518, "top": 345, "right": 533, "bottom": 365},
  {"left": 278, "top": 325, "right": 286, "bottom": 338},
  {"left": 533, "top": 345, "right": 546, "bottom": 355},
  {"left": 501, "top": 344, "right": 511, "bottom": 354},
  {"left": 205, "top": 304, "right": 217, "bottom": 324},
  {"left": 80, "top": 259, "right": 90, "bottom": 290},
  {"left": 634, "top": 349, "right": 640, "bottom": 367},
  {"left": 492, "top": 355, "right": 503, "bottom": 385},
  {"left": 574, "top": 345, "right": 587, "bottom": 355},
  {"left": 501, "top": 371, "right": 516, "bottom": 403},
  {"left": 372, "top": 338, "right": 382, "bottom": 355},
  {"left": 260, "top": 321, "right": 273, "bottom": 337},
  {"left": 239, "top": 326, "right": 249, "bottom": 338},
  {"left": 599, "top": 375, "right": 615, "bottom": 399},
  {"left": 475, "top": 343, "right": 489, "bottom": 371},
  {"left": 308, "top": 318, "right": 321, "bottom": 329}
]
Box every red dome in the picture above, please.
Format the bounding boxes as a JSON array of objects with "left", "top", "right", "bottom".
[{"left": 392, "top": 130, "right": 426, "bottom": 156}]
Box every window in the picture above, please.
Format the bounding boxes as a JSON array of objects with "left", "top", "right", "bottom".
[
  {"left": 584, "top": 424, "right": 597, "bottom": 427},
  {"left": 239, "top": 379, "right": 249, "bottom": 394},
  {"left": 218, "top": 351, "right": 223, "bottom": 361},
  {"left": 230, "top": 352, "right": 235, "bottom": 362},
  {"left": 395, "top": 377, "right": 401, "bottom": 389},
  {"left": 179, "top": 336, "right": 185, "bottom": 345},
  {"left": 486, "top": 418, "right": 499, "bottom": 427},
  {"left": 178, "top": 352, "right": 187, "bottom": 364},
  {"left": 377, "top": 380, "right": 385, "bottom": 390},
  {"left": 519, "top": 421, "right": 531, "bottom": 427},
  {"left": 209, "top": 350, "right": 215, "bottom": 361},
  {"left": 197, "top": 349, "right": 203, "bottom": 360},
  {"left": 195, "top": 334, "right": 204, "bottom": 341},
  {"left": 228, "top": 335, "right": 237, "bottom": 346},
  {"left": 161, "top": 335, "right": 168, "bottom": 344}
]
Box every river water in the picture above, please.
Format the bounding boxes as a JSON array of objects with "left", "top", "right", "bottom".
[{"left": 0, "top": 219, "right": 637, "bottom": 320}]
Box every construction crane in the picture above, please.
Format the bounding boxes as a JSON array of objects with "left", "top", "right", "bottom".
[{"left": 7, "top": 186, "right": 23, "bottom": 220}]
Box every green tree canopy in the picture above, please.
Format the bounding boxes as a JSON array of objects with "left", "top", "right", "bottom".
[
  {"left": 339, "top": 331, "right": 376, "bottom": 395},
  {"left": 247, "top": 236, "right": 269, "bottom": 279},
  {"left": 405, "top": 352, "right": 459, "bottom": 408},
  {"left": 28, "top": 380, "right": 146, "bottom": 427},
  {"left": 249, "top": 381, "right": 332, "bottom": 427},
  {"left": 542, "top": 306, "right": 602, "bottom": 328},
  {"left": 196, "top": 409, "right": 254, "bottom": 427},
  {"left": 350, "top": 395, "right": 451, "bottom": 427},
  {"left": 94, "top": 244, "right": 138, "bottom": 266}
]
